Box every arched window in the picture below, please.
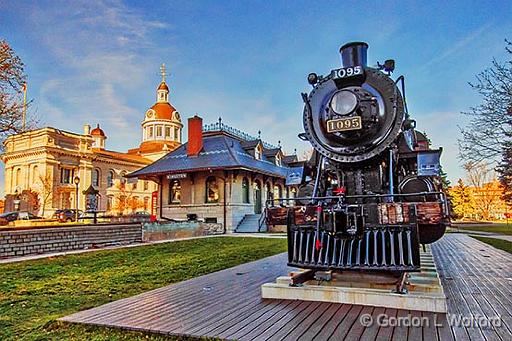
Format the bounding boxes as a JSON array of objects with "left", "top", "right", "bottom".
[
  {"left": 255, "top": 146, "right": 262, "bottom": 160},
  {"left": 205, "top": 176, "right": 219, "bottom": 203},
  {"left": 107, "top": 170, "right": 115, "bottom": 187},
  {"left": 143, "top": 181, "right": 149, "bottom": 191},
  {"left": 92, "top": 169, "right": 100, "bottom": 187},
  {"left": 242, "top": 177, "right": 250, "bottom": 203},
  {"left": 15, "top": 168, "right": 21, "bottom": 187},
  {"left": 169, "top": 180, "right": 181, "bottom": 204},
  {"left": 273, "top": 185, "right": 282, "bottom": 200},
  {"left": 143, "top": 197, "right": 149, "bottom": 211}
]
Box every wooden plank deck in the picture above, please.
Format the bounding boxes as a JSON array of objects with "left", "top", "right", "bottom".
[{"left": 60, "top": 234, "right": 512, "bottom": 340}]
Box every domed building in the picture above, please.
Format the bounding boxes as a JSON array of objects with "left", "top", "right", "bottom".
[
  {"left": 128, "top": 64, "right": 183, "bottom": 161},
  {"left": 1, "top": 64, "right": 183, "bottom": 217}
]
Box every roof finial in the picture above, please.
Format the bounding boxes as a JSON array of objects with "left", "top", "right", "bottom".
[
  {"left": 278, "top": 140, "right": 281, "bottom": 147},
  {"left": 294, "top": 148, "right": 297, "bottom": 155},
  {"left": 160, "top": 63, "right": 166, "bottom": 82},
  {"left": 258, "top": 130, "right": 261, "bottom": 139}
]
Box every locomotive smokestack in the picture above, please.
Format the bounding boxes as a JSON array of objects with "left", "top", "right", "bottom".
[{"left": 339, "top": 42, "right": 368, "bottom": 68}]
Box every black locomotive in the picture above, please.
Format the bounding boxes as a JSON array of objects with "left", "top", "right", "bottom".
[{"left": 267, "top": 42, "right": 449, "bottom": 273}]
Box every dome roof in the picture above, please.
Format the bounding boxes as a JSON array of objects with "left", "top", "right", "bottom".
[
  {"left": 91, "top": 124, "right": 106, "bottom": 137},
  {"left": 150, "top": 102, "right": 180, "bottom": 121},
  {"left": 158, "top": 82, "right": 169, "bottom": 91}
]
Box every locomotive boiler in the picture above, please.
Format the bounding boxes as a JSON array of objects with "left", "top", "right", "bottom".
[{"left": 267, "top": 42, "right": 449, "bottom": 273}]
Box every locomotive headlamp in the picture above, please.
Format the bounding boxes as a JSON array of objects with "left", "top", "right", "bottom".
[
  {"left": 330, "top": 90, "right": 358, "bottom": 116},
  {"left": 307, "top": 73, "right": 318, "bottom": 85}
]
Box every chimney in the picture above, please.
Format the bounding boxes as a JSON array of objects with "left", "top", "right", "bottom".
[
  {"left": 187, "top": 115, "right": 203, "bottom": 156},
  {"left": 83, "top": 124, "right": 91, "bottom": 135},
  {"left": 339, "top": 41, "right": 368, "bottom": 68}
]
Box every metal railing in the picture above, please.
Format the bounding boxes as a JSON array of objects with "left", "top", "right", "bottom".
[{"left": 203, "top": 119, "right": 278, "bottom": 150}]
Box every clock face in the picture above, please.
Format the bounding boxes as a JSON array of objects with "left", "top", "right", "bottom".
[
  {"left": 174, "top": 112, "right": 180, "bottom": 120},
  {"left": 146, "top": 110, "right": 154, "bottom": 119}
]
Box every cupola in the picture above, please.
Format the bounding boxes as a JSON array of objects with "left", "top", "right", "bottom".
[{"left": 91, "top": 124, "right": 106, "bottom": 149}]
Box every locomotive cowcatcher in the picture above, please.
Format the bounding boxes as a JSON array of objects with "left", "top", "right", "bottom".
[{"left": 266, "top": 42, "right": 449, "bottom": 274}]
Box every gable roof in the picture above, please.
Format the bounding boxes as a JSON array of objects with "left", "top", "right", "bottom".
[{"left": 127, "top": 134, "right": 290, "bottom": 179}]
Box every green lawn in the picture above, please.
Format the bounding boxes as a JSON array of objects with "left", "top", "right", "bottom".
[
  {"left": 452, "top": 223, "right": 512, "bottom": 235},
  {"left": 471, "top": 236, "right": 512, "bottom": 254},
  {"left": 0, "top": 237, "right": 287, "bottom": 340}
]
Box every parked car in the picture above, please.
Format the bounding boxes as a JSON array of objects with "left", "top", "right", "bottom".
[
  {"left": 53, "top": 209, "right": 83, "bottom": 222},
  {"left": 0, "top": 211, "right": 42, "bottom": 225},
  {"left": 128, "top": 211, "right": 151, "bottom": 223}
]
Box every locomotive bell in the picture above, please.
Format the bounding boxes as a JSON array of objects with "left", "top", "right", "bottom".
[{"left": 340, "top": 41, "right": 368, "bottom": 68}]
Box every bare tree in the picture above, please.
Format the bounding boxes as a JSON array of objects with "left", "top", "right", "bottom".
[
  {"left": 38, "top": 174, "right": 54, "bottom": 217},
  {"left": 458, "top": 39, "right": 512, "bottom": 163},
  {"left": 0, "top": 40, "right": 35, "bottom": 143},
  {"left": 464, "top": 162, "right": 494, "bottom": 188}
]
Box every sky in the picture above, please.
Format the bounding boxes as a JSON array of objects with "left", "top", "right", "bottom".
[{"left": 1, "top": 0, "right": 511, "bottom": 192}]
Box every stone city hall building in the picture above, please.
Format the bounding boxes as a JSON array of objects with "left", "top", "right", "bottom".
[
  {"left": 127, "top": 115, "right": 302, "bottom": 232},
  {"left": 1, "top": 66, "right": 183, "bottom": 216}
]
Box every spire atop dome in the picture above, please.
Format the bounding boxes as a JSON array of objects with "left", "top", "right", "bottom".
[
  {"left": 156, "top": 63, "right": 170, "bottom": 103},
  {"left": 160, "top": 63, "right": 167, "bottom": 82}
]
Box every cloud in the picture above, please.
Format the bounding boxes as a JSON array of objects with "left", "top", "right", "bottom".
[
  {"left": 419, "top": 23, "right": 492, "bottom": 72},
  {"left": 26, "top": 0, "right": 172, "bottom": 146}
]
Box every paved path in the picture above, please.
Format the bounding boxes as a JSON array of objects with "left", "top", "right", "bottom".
[
  {"left": 449, "top": 228, "right": 512, "bottom": 242},
  {"left": 60, "top": 234, "right": 512, "bottom": 340}
]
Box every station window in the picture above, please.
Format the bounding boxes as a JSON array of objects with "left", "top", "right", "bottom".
[
  {"left": 255, "top": 146, "right": 262, "bottom": 160},
  {"left": 169, "top": 179, "right": 181, "bottom": 204},
  {"left": 156, "top": 126, "right": 163, "bottom": 137},
  {"left": 165, "top": 126, "right": 171, "bottom": 138},
  {"left": 205, "top": 176, "right": 219, "bottom": 203}
]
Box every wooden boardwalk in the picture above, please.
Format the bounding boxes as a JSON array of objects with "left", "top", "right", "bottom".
[{"left": 61, "top": 234, "right": 512, "bottom": 340}]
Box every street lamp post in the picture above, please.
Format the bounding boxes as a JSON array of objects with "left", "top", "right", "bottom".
[{"left": 74, "top": 176, "right": 80, "bottom": 222}]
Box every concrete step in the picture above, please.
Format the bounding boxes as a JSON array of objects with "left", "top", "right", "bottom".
[{"left": 235, "top": 214, "right": 266, "bottom": 233}]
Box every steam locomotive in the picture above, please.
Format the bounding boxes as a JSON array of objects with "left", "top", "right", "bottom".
[{"left": 267, "top": 42, "right": 449, "bottom": 273}]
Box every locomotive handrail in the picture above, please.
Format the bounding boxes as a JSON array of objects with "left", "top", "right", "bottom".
[{"left": 264, "top": 191, "right": 448, "bottom": 212}]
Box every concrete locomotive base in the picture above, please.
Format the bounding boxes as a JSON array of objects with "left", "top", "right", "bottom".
[{"left": 261, "top": 245, "right": 447, "bottom": 313}]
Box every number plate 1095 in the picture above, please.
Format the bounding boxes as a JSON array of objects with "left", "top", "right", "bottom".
[{"left": 326, "top": 116, "right": 362, "bottom": 133}]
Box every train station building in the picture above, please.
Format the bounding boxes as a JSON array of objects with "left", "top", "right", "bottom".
[{"left": 127, "top": 115, "right": 302, "bottom": 232}]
